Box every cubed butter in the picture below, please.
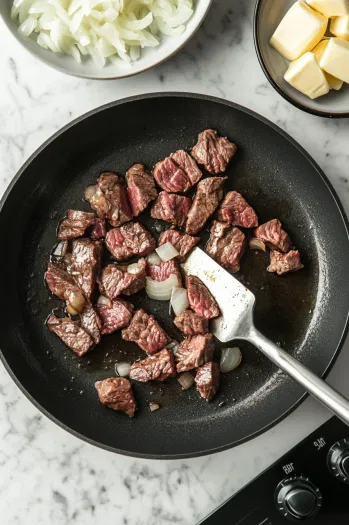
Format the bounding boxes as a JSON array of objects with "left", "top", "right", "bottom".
[
  {"left": 270, "top": 2, "right": 328, "bottom": 61},
  {"left": 307, "top": 0, "right": 349, "bottom": 17},
  {"left": 320, "top": 37, "right": 349, "bottom": 83},
  {"left": 284, "top": 52, "right": 330, "bottom": 99},
  {"left": 312, "top": 39, "right": 344, "bottom": 89},
  {"left": 330, "top": 15, "right": 349, "bottom": 40}
]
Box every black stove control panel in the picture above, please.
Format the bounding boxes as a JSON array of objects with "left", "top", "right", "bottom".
[{"left": 200, "top": 417, "right": 349, "bottom": 524}]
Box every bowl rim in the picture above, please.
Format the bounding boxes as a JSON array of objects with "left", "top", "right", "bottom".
[
  {"left": 1, "top": 0, "right": 212, "bottom": 80},
  {"left": 253, "top": 0, "right": 349, "bottom": 119}
]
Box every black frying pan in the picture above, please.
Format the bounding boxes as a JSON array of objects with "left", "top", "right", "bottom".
[{"left": 1, "top": 93, "right": 349, "bottom": 459}]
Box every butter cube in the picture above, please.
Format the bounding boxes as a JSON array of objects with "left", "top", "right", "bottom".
[
  {"left": 330, "top": 15, "right": 349, "bottom": 40},
  {"left": 312, "top": 39, "right": 344, "bottom": 89},
  {"left": 284, "top": 52, "right": 330, "bottom": 99},
  {"left": 320, "top": 37, "right": 349, "bottom": 83},
  {"left": 307, "top": 0, "right": 349, "bottom": 17},
  {"left": 270, "top": 2, "right": 328, "bottom": 61}
]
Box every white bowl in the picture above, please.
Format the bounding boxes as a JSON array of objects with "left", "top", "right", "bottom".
[{"left": 1, "top": 0, "right": 212, "bottom": 79}]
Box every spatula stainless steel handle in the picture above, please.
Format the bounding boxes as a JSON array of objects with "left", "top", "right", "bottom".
[
  {"left": 182, "top": 248, "right": 349, "bottom": 427},
  {"left": 247, "top": 326, "right": 349, "bottom": 426}
]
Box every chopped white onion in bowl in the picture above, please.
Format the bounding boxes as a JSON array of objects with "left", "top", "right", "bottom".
[
  {"left": 220, "top": 347, "right": 242, "bottom": 374},
  {"left": 11, "top": 0, "right": 195, "bottom": 68},
  {"left": 145, "top": 274, "right": 179, "bottom": 301},
  {"left": 178, "top": 372, "right": 194, "bottom": 390},
  {"left": 156, "top": 241, "right": 179, "bottom": 262},
  {"left": 147, "top": 251, "right": 162, "bottom": 265},
  {"left": 170, "top": 287, "right": 189, "bottom": 316},
  {"left": 115, "top": 362, "right": 131, "bottom": 377}
]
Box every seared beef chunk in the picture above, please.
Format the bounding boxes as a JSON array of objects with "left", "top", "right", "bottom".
[
  {"left": 122, "top": 309, "right": 171, "bottom": 354},
  {"left": 129, "top": 349, "right": 176, "bottom": 382},
  {"left": 268, "top": 250, "right": 304, "bottom": 276},
  {"left": 86, "top": 172, "right": 133, "bottom": 227},
  {"left": 147, "top": 259, "right": 182, "bottom": 285},
  {"left": 91, "top": 218, "right": 106, "bottom": 239},
  {"left": 58, "top": 210, "right": 95, "bottom": 240},
  {"left": 186, "top": 275, "right": 220, "bottom": 319},
  {"left": 100, "top": 259, "right": 146, "bottom": 299},
  {"left": 255, "top": 219, "right": 291, "bottom": 253},
  {"left": 126, "top": 164, "right": 157, "bottom": 217},
  {"left": 47, "top": 314, "right": 94, "bottom": 356},
  {"left": 80, "top": 304, "right": 102, "bottom": 344},
  {"left": 186, "top": 177, "right": 226, "bottom": 235},
  {"left": 174, "top": 310, "right": 209, "bottom": 335},
  {"left": 153, "top": 150, "right": 202, "bottom": 193},
  {"left": 150, "top": 192, "right": 192, "bottom": 228},
  {"left": 45, "top": 262, "right": 86, "bottom": 313},
  {"left": 105, "top": 222, "right": 156, "bottom": 262},
  {"left": 95, "top": 377, "right": 136, "bottom": 417},
  {"left": 195, "top": 361, "right": 220, "bottom": 401},
  {"left": 158, "top": 228, "right": 200, "bottom": 262},
  {"left": 206, "top": 221, "right": 246, "bottom": 273},
  {"left": 97, "top": 297, "right": 134, "bottom": 334},
  {"left": 217, "top": 191, "right": 258, "bottom": 228},
  {"left": 192, "top": 129, "right": 237, "bottom": 175},
  {"left": 71, "top": 238, "right": 102, "bottom": 301},
  {"left": 175, "top": 334, "right": 215, "bottom": 373}
]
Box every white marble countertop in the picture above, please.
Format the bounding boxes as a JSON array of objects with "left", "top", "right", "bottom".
[{"left": 1, "top": 1, "right": 349, "bottom": 524}]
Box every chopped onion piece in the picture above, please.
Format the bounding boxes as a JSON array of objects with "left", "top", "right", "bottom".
[
  {"left": 249, "top": 238, "right": 266, "bottom": 252},
  {"left": 84, "top": 184, "right": 97, "bottom": 201},
  {"left": 178, "top": 372, "right": 194, "bottom": 390},
  {"left": 52, "top": 240, "right": 68, "bottom": 258},
  {"left": 68, "top": 290, "right": 85, "bottom": 313},
  {"left": 145, "top": 274, "right": 180, "bottom": 301},
  {"left": 156, "top": 242, "right": 179, "bottom": 262},
  {"left": 127, "top": 262, "right": 142, "bottom": 274},
  {"left": 170, "top": 287, "right": 189, "bottom": 316},
  {"left": 220, "top": 347, "right": 242, "bottom": 374},
  {"left": 115, "top": 362, "right": 131, "bottom": 377},
  {"left": 66, "top": 303, "right": 79, "bottom": 315},
  {"left": 147, "top": 251, "right": 161, "bottom": 265},
  {"left": 97, "top": 294, "right": 112, "bottom": 307},
  {"left": 149, "top": 402, "right": 160, "bottom": 412}
]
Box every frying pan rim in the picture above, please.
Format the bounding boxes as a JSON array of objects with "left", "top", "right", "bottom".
[{"left": 0, "top": 92, "right": 348, "bottom": 459}]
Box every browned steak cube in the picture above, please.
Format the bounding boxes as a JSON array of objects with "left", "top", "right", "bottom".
[
  {"left": 153, "top": 150, "right": 202, "bottom": 193},
  {"left": 158, "top": 228, "right": 200, "bottom": 262},
  {"left": 191, "top": 129, "right": 237, "bottom": 174},
  {"left": 173, "top": 310, "right": 209, "bottom": 335},
  {"left": 95, "top": 377, "right": 137, "bottom": 417},
  {"left": 126, "top": 164, "right": 158, "bottom": 217},
  {"left": 58, "top": 210, "right": 95, "bottom": 240},
  {"left": 268, "top": 250, "right": 304, "bottom": 276},
  {"left": 45, "top": 262, "right": 86, "bottom": 313},
  {"left": 186, "top": 275, "right": 220, "bottom": 319},
  {"left": 147, "top": 259, "right": 182, "bottom": 285},
  {"left": 186, "top": 177, "right": 226, "bottom": 235},
  {"left": 105, "top": 222, "right": 156, "bottom": 262},
  {"left": 91, "top": 218, "right": 106, "bottom": 239},
  {"left": 80, "top": 304, "right": 102, "bottom": 344},
  {"left": 217, "top": 191, "right": 258, "bottom": 228},
  {"left": 254, "top": 219, "right": 291, "bottom": 253},
  {"left": 129, "top": 349, "right": 176, "bottom": 382},
  {"left": 86, "top": 172, "right": 133, "bottom": 227},
  {"left": 122, "top": 309, "right": 171, "bottom": 355},
  {"left": 175, "top": 334, "right": 215, "bottom": 373},
  {"left": 71, "top": 238, "right": 103, "bottom": 301},
  {"left": 150, "top": 192, "right": 192, "bottom": 229},
  {"left": 206, "top": 221, "right": 246, "bottom": 273},
  {"left": 47, "top": 314, "right": 94, "bottom": 356},
  {"left": 96, "top": 297, "right": 134, "bottom": 335},
  {"left": 195, "top": 362, "right": 220, "bottom": 401},
  {"left": 100, "top": 259, "right": 146, "bottom": 299}
]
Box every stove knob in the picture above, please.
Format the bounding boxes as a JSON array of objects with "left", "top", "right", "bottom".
[
  {"left": 275, "top": 476, "right": 322, "bottom": 520},
  {"left": 327, "top": 438, "right": 349, "bottom": 483}
]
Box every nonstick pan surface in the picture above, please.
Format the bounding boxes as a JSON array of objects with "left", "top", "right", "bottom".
[{"left": 1, "top": 93, "right": 349, "bottom": 459}]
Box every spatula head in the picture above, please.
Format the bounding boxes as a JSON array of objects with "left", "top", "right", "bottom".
[{"left": 181, "top": 248, "right": 255, "bottom": 343}]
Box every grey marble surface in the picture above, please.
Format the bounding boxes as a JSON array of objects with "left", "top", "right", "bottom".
[{"left": 1, "top": 1, "right": 349, "bottom": 524}]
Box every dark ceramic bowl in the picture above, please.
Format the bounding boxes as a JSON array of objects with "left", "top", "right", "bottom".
[{"left": 254, "top": 0, "right": 349, "bottom": 118}]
